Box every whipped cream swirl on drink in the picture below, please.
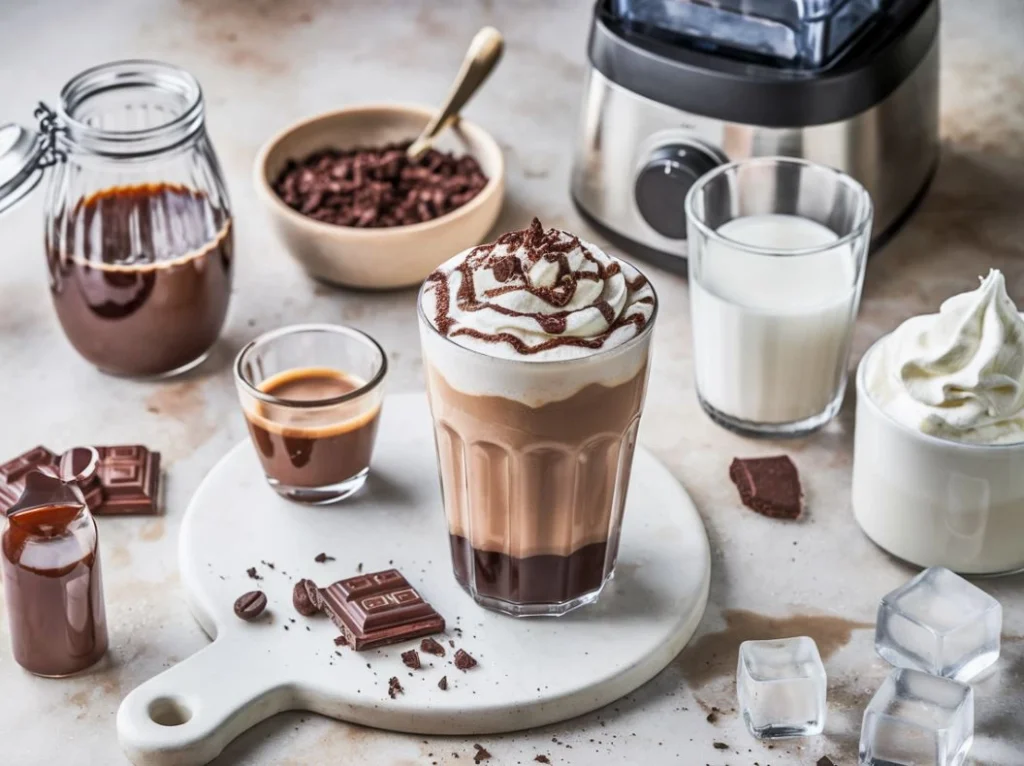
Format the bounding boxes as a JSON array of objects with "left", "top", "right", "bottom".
[
  {"left": 421, "top": 219, "right": 656, "bottom": 361},
  {"left": 866, "top": 269, "right": 1024, "bottom": 444}
]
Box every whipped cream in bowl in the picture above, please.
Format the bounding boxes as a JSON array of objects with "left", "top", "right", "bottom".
[{"left": 853, "top": 269, "right": 1024, "bottom": 574}]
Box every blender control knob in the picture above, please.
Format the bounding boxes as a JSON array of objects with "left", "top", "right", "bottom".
[{"left": 634, "top": 143, "right": 721, "bottom": 239}]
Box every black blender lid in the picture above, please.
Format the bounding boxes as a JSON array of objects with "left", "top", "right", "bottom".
[{"left": 589, "top": 0, "right": 938, "bottom": 127}]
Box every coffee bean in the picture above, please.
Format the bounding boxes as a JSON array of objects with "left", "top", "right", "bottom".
[
  {"left": 234, "top": 590, "right": 267, "bottom": 621},
  {"left": 293, "top": 578, "right": 321, "bottom": 617}
]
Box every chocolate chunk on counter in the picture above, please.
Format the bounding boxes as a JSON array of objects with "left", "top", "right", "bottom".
[
  {"left": 234, "top": 591, "right": 268, "bottom": 621},
  {"left": 729, "top": 455, "right": 802, "bottom": 519},
  {"left": 246, "top": 567, "right": 262, "bottom": 580},
  {"left": 438, "top": 675, "right": 448, "bottom": 691},
  {"left": 817, "top": 758, "right": 837, "bottom": 766},
  {"left": 318, "top": 568, "right": 444, "bottom": 651},
  {"left": 454, "top": 648, "right": 477, "bottom": 671},
  {"left": 314, "top": 552, "right": 335, "bottom": 563},
  {"left": 387, "top": 676, "right": 403, "bottom": 699},
  {"left": 473, "top": 744, "right": 491, "bottom": 763},
  {"left": 535, "top": 757, "right": 551, "bottom": 764},
  {"left": 421, "top": 637, "right": 446, "bottom": 657},
  {"left": 293, "top": 579, "right": 321, "bottom": 616}
]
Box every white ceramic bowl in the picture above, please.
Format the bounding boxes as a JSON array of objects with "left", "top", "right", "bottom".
[
  {"left": 852, "top": 338, "right": 1024, "bottom": 575},
  {"left": 254, "top": 104, "right": 504, "bottom": 289}
]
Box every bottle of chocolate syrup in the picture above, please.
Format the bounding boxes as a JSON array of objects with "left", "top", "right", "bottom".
[{"left": 2, "top": 470, "right": 108, "bottom": 677}]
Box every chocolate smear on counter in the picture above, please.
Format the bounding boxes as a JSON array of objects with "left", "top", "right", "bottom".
[
  {"left": 318, "top": 568, "right": 444, "bottom": 651},
  {"left": 438, "top": 675, "right": 448, "bottom": 691},
  {"left": 293, "top": 579, "right": 321, "bottom": 616},
  {"left": 421, "top": 637, "right": 446, "bottom": 656},
  {"left": 454, "top": 648, "right": 477, "bottom": 671},
  {"left": 233, "top": 591, "right": 267, "bottom": 621},
  {"left": 729, "top": 455, "right": 802, "bottom": 519}
]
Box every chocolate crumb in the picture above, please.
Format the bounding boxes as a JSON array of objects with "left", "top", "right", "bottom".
[
  {"left": 334, "top": 635, "right": 348, "bottom": 646},
  {"left": 705, "top": 706, "right": 720, "bottom": 724},
  {"left": 421, "top": 637, "right": 446, "bottom": 657},
  {"left": 388, "top": 676, "right": 403, "bottom": 699},
  {"left": 535, "top": 756, "right": 551, "bottom": 764},
  {"left": 473, "top": 744, "right": 491, "bottom": 763},
  {"left": 314, "top": 552, "right": 335, "bottom": 563},
  {"left": 449, "top": 639, "right": 456, "bottom": 648},
  {"left": 357, "top": 562, "right": 363, "bottom": 573},
  {"left": 246, "top": 567, "right": 261, "bottom": 580},
  {"left": 712, "top": 741, "right": 729, "bottom": 750},
  {"left": 293, "top": 578, "right": 321, "bottom": 616},
  {"left": 438, "top": 675, "right": 448, "bottom": 691},
  {"left": 817, "top": 758, "right": 837, "bottom": 766},
  {"left": 454, "top": 648, "right": 477, "bottom": 671},
  {"left": 401, "top": 650, "right": 421, "bottom": 670}
]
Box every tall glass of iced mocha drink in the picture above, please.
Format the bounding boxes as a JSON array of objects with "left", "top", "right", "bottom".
[{"left": 418, "top": 219, "right": 657, "bottom": 617}]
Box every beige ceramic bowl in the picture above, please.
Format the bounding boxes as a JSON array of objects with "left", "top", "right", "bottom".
[{"left": 254, "top": 104, "right": 505, "bottom": 289}]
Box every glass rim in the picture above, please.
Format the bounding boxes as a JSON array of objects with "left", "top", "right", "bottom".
[
  {"left": 857, "top": 336, "right": 1024, "bottom": 453},
  {"left": 415, "top": 262, "right": 660, "bottom": 366},
  {"left": 59, "top": 59, "right": 205, "bottom": 152},
  {"left": 234, "top": 323, "right": 388, "bottom": 408},
  {"left": 684, "top": 156, "right": 874, "bottom": 258}
]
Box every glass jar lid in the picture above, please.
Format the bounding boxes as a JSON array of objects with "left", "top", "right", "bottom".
[{"left": 0, "top": 122, "right": 45, "bottom": 215}]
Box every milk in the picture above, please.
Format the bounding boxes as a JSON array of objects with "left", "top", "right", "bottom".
[{"left": 690, "top": 214, "right": 860, "bottom": 426}]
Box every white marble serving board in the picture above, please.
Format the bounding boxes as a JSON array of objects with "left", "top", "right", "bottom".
[{"left": 116, "top": 393, "right": 711, "bottom": 766}]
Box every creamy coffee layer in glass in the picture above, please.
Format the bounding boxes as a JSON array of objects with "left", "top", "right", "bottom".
[
  {"left": 235, "top": 324, "right": 386, "bottom": 505},
  {"left": 419, "top": 219, "right": 657, "bottom": 617}
]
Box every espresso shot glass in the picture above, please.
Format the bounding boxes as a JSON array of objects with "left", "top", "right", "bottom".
[{"left": 234, "top": 324, "right": 386, "bottom": 504}]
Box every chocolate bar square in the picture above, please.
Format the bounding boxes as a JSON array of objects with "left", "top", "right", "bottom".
[
  {"left": 319, "top": 569, "right": 444, "bottom": 651},
  {"left": 94, "top": 446, "right": 161, "bottom": 515}
]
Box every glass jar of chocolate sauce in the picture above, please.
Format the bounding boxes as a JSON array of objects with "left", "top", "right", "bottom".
[
  {"left": 0, "top": 60, "right": 233, "bottom": 378},
  {"left": 2, "top": 472, "right": 108, "bottom": 677}
]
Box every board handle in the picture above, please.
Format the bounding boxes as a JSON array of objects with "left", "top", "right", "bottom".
[{"left": 117, "top": 638, "right": 292, "bottom": 766}]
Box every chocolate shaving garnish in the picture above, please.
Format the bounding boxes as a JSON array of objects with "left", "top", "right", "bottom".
[
  {"left": 454, "top": 648, "right": 477, "bottom": 671},
  {"left": 421, "top": 637, "right": 446, "bottom": 657},
  {"left": 438, "top": 675, "right": 448, "bottom": 691},
  {"left": 401, "top": 649, "right": 421, "bottom": 669},
  {"left": 314, "top": 552, "right": 335, "bottom": 563},
  {"left": 388, "top": 676, "right": 403, "bottom": 699},
  {"left": 729, "top": 456, "right": 803, "bottom": 520}
]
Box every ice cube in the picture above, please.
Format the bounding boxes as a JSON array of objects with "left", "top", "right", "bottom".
[
  {"left": 875, "top": 567, "right": 1001, "bottom": 682},
  {"left": 736, "top": 636, "right": 826, "bottom": 739},
  {"left": 859, "top": 668, "right": 974, "bottom": 766}
]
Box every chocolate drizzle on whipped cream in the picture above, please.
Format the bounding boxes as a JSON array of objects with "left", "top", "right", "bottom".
[{"left": 424, "top": 219, "right": 656, "bottom": 359}]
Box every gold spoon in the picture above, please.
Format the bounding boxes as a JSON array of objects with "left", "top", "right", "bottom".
[{"left": 406, "top": 26, "right": 504, "bottom": 162}]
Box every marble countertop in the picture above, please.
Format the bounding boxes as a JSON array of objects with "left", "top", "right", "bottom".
[{"left": 0, "top": 1, "right": 1022, "bottom": 764}]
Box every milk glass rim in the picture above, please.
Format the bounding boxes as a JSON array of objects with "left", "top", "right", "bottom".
[
  {"left": 415, "top": 262, "right": 659, "bottom": 366},
  {"left": 234, "top": 323, "right": 387, "bottom": 408},
  {"left": 857, "top": 336, "right": 1024, "bottom": 453},
  {"left": 684, "top": 156, "right": 874, "bottom": 258}
]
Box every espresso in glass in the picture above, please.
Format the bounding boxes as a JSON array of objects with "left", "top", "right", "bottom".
[{"left": 235, "top": 325, "right": 387, "bottom": 504}]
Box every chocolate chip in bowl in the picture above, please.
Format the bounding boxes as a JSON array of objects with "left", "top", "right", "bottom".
[{"left": 254, "top": 104, "right": 504, "bottom": 289}]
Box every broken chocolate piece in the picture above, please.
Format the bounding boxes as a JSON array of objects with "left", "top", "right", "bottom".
[
  {"left": 318, "top": 568, "right": 444, "bottom": 651},
  {"left": 401, "top": 649, "right": 421, "bottom": 669},
  {"left": 454, "top": 648, "right": 477, "bottom": 671},
  {"left": 234, "top": 591, "right": 267, "bottom": 621},
  {"left": 314, "top": 552, "right": 335, "bottom": 563},
  {"left": 334, "top": 634, "right": 348, "bottom": 646},
  {"left": 388, "top": 676, "right": 403, "bottom": 699},
  {"left": 421, "top": 637, "right": 446, "bottom": 657},
  {"left": 729, "top": 455, "right": 802, "bottom": 519},
  {"left": 438, "top": 675, "right": 448, "bottom": 691},
  {"left": 473, "top": 744, "right": 491, "bottom": 763},
  {"left": 293, "top": 579, "right": 321, "bottom": 616}
]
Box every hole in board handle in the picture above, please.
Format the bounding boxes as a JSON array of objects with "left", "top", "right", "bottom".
[{"left": 148, "top": 696, "right": 192, "bottom": 727}]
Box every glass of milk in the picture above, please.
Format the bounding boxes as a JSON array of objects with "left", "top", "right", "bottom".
[{"left": 685, "top": 157, "right": 873, "bottom": 437}]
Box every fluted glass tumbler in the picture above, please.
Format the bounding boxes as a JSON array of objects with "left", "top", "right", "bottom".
[{"left": 418, "top": 294, "right": 657, "bottom": 617}]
